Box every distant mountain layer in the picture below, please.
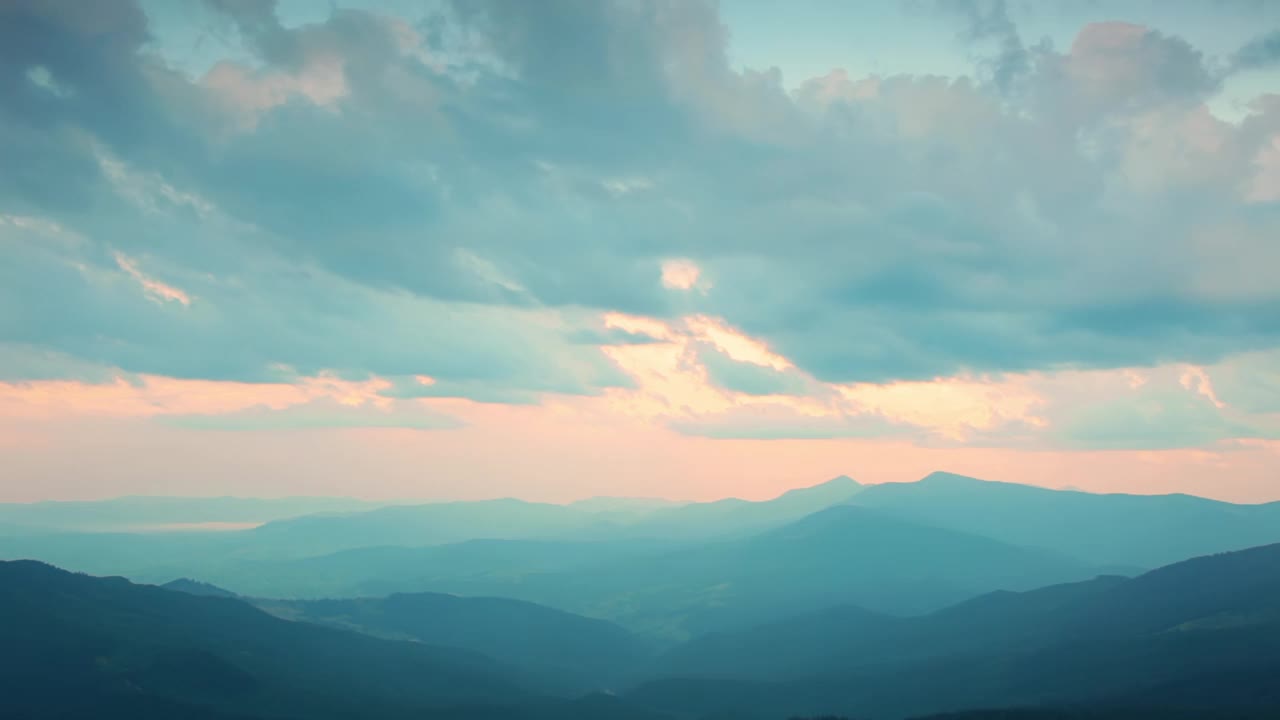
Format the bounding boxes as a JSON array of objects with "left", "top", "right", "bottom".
[
  {"left": 627, "top": 542, "right": 1280, "bottom": 719},
  {"left": 590, "top": 475, "right": 864, "bottom": 540},
  {"left": 162, "top": 578, "right": 239, "bottom": 598},
  {"left": 209, "top": 502, "right": 1103, "bottom": 644},
  {"left": 553, "top": 504, "right": 1101, "bottom": 640},
  {"left": 566, "top": 496, "right": 683, "bottom": 513},
  {"left": 851, "top": 472, "right": 1280, "bottom": 567},
  {"left": 0, "top": 476, "right": 864, "bottom": 588},
  {"left": 0, "top": 496, "right": 386, "bottom": 534},
  {"left": 7, "top": 471, "right": 1280, "bottom": 657},
  {"left": 243, "top": 475, "right": 865, "bottom": 556},
  {"left": 296, "top": 504, "right": 1094, "bottom": 644},
  {"left": 195, "top": 537, "right": 682, "bottom": 599},
  {"left": 10, "top": 473, "right": 1280, "bottom": 597}
]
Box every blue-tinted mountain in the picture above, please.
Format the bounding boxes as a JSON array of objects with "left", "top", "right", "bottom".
[
  {"left": 510, "top": 505, "right": 1101, "bottom": 642},
  {"left": 245, "top": 498, "right": 607, "bottom": 557},
  {"left": 627, "top": 543, "right": 1280, "bottom": 719},
  {"left": 655, "top": 572, "right": 1139, "bottom": 681},
  {"left": 852, "top": 472, "right": 1280, "bottom": 567},
  {"left": 194, "top": 537, "right": 683, "bottom": 599},
  {"left": 0, "top": 560, "right": 669, "bottom": 720},
  {"left": 162, "top": 577, "right": 240, "bottom": 598},
  {"left": 598, "top": 475, "right": 864, "bottom": 541},
  {"left": 19, "top": 479, "right": 860, "bottom": 599},
  {"left": 254, "top": 592, "right": 650, "bottom": 693},
  {"left": 0, "top": 496, "right": 385, "bottom": 534},
  {"left": 567, "top": 496, "right": 683, "bottom": 513},
  {"left": 244, "top": 476, "right": 864, "bottom": 560}
]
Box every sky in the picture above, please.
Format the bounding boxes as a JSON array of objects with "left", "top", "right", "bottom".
[{"left": 1, "top": 0, "right": 1279, "bottom": 503}]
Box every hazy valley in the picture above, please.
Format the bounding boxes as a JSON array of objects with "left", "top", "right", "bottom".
[{"left": 4, "top": 473, "right": 1280, "bottom": 719}]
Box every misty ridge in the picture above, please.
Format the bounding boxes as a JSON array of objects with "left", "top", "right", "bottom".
[{"left": 4, "top": 472, "right": 1280, "bottom": 719}]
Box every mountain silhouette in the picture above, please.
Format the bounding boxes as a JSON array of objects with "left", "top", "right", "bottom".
[
  {"left": 595, "top": 475, "right": 864, "bottom": 541},
  {"left": 252, "top": 592, "right": 650, "bottom": 693},
  {"left": 851, "top": 472, "right": 1280, "bottom": 568},
  {"left": 0, "top": 560, "right": 687, "bottom": 720},
  {"left": 515, "top": 504, "right": 1101, "bottom": 642},
  {"left": 628, "top": 543, "right": 1280, "bottom": 719},
  {"left": 162, "top": 578, "right": 240, "bottom": 598}
]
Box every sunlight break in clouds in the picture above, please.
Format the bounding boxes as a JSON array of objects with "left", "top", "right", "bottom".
[{"left": 660, "top": 259, "right": 710, "bottom": 293}]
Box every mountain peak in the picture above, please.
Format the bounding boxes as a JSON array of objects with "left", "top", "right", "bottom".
[
  {"left": 776, "top": 475, "right": 861, "bottom": 499},
  {"left": 918, "top": 471, "right": 990, "bottom": 485},
  {"left": 768, "top": 476, "right": 870, "bottom": 504},
  {"left": 162, "top": 578, "right": 240, "bottom": 599},
  {"left": 767, "top": 476, "right": 864, "bottom": 511}
]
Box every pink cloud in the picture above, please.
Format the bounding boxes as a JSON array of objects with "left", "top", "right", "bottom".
[
  {"left": 1065, "top": 22, "right": 1213, "bottom": 113},
  {"left": 0, "top": 372, "right": 395, "bottom": 420},
  {"left": 202, "top": 55, "right": 348, "bottom": 130},
  {"left": 2, "top": 312, "right": 1276, "bottom": 503},
  {"left": 113, "top": 252, "right": 191, "bottom": 306},
  {"left": 660, "top": 259, "right": 710, "bottom": 292}
]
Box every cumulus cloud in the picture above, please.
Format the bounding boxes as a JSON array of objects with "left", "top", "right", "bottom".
[{"left": 0, "top": 0, "right": 1278, "bottom": 443}]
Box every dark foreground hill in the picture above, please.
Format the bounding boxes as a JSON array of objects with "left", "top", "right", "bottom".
[
  {"left": 629, "top": 542, "right": 1280, "bottom": 719},
  {"left": 0, "top": 561, "right": 667, "bottom": 720},
  {"left": 160, "top": 576, "right": 649, "bottom": 692}
]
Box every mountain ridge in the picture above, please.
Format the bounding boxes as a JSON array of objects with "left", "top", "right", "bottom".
[{"left": 627, "top": 542, "right": 1280, "bottom": 719}]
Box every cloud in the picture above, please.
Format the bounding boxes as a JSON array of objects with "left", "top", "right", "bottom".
[
  {"left": 955, "top": 0, "right": 1030, "bottom": 94},
  {"left": 660, "top": 258, "right": 710, "bottom": 292},
  {"left": 1205, "top": 349, "right": 1280, "bottom": 414},
  {"left": 697, "top": 343, "right": 809, "bottom": 397},
  {"left": 113, "top": 251, "right": 191, "bottom": 306},
  {"left": 1041, "top": 365, "right": 1280, "bottom": 450},
  {"left": 379, "top": 375, "right": 544, "bottom": 405},
  {"left": 670, "top": 404, "right": 910, "bottom": 441},
  {"left": 0, "top": 206, "right": 627, "bottom": 394},
  {"left": 1232, "top": 30, "right": 1280, "bottom": 72},
  {"left": 1052, "top": 22, "right": 1219, "bottom": 117},
  {"left": 0, "top": 0, "right": 1277, "bottom": 405},
  {"left": 1053, "top": 390, "right": 1277, "bottom": 451},
  {"left": 158, "top": 398, "right": 463, "bottom": 431}
]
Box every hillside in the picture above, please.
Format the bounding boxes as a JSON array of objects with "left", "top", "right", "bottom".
[
  {"left": 0, "top": 561, "right": 667, "bottom": 720},
  {"left": 851, "top": 472, "right": 1280, "bottom": 568},
  {"left": 627, "top": 543, "right": 1280, "bottom": 719},
  {"left": 193, "top": 537, "right": 683, "bottom": 599},
  {"left": 590, "top": 475, "right": 864, "bottom": 540},
  {"left": 162, "top": 578, "right": 240, "bottom": 598},
  {"left": 254, "top": 592, "right": 650, "bottom": 693},
  {"left": 516, "top": 505, "right": 1103, "bottom": 641}
]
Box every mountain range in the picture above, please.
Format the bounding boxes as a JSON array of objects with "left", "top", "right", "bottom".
[
  {"left": 7, "top": 540, "right": 1280, "bottom": 719},
  {"left": 852, "top": 472, "right": 1280, "bottom": 567},
  {"left": 5, "top": 472, "right": 1280, "bottom": 719},
  {"left": 161, "top": 580, "right": 649, "bottom": 695},
  {"left": 628, "top": 542, "right": 1280, "bottom": 718}
]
